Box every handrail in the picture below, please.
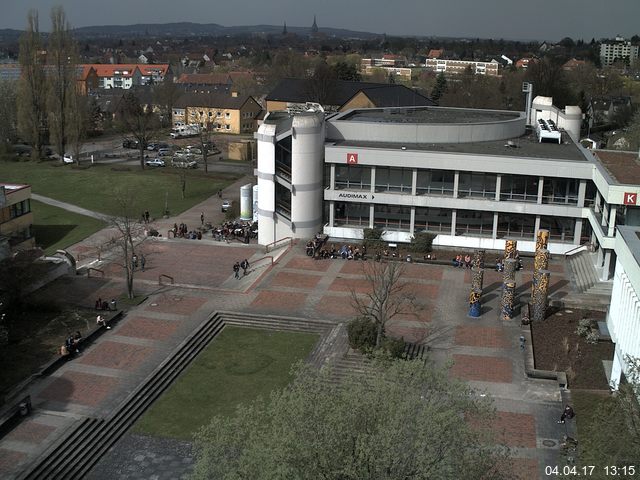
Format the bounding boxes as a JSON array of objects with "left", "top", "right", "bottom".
[
  {"left": 264, "top": 236, "right": 293, "bottom": 253},
  {"left": 564, "top": 243, "right": 590, "bottom": 258},
  {"left": 250, "top": 255, "right": 274, "bottom": 268},
  {"left": 87, "top": 267, "right": 104, "bottom": 278},
  {"left": 158, "top": 274, "right": 174, "bottom": 285}
]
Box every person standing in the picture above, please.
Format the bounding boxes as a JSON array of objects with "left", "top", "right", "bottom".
[
  {"left": 132, "top": 253, "right": 138, "bottom": 270},
  {"left": 233, "top": 262, "right": 240, "bottom": 279},
  {"left": 200, "top": 212, "right": 205, "bottom": 226},
  {"left": 558, "top": 405, "right": 575, "bottom": 424},
  {"left": 241, "top": 259, "right": 250, "bottom": 275},
  {"left": 140, "top": 254, "right": 146, "bottom": 272}
]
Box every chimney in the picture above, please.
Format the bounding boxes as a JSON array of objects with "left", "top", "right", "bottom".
[{"left": 231, "top": 91, "right": 238, "bottom": 98}]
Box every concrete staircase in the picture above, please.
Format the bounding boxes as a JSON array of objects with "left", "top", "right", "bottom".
[{"left": 563, "top": 251, "right": 612, "bottom": 311}]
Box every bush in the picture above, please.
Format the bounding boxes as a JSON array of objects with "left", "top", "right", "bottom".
[
  {"left": 576, "top": 317, "right": 594, "bottom": 337},
  {"left": 363, "top": 227, "right": 384, "bottom": 252},
  {"left": 382, "top": 336, "right": 406, "bottom": 359},
  {"left": 410, "top": 232, "right": 435, "bottom": 254},
  {"left": 585, "top": 330, "right": 600, "bottom": 345},
  {"left": 347, "top": 317, "right": 377, "bottom": 352}
]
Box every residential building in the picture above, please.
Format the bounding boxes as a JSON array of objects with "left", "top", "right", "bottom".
[
  {"left": 256, "top": 100, "right": 640, "bottom": 284},
  {"left": 606, "top": 225, "right": 640, "bottom": 391},
  {"left": 80, "top": 64, "right": 170, "bottom": 89},
  {"left": 562, "top": 58, "right": 587, "bottom": 71},
  {"left": 427, "top": 49, "right": 444, "bottom": 59},
  {"left": 173, "top": 92, "right": 262, "bottom": 134},
  {"left": 600, "top": 36, "right": 639, "bottom": 66},
  {"left": 265, "top": 78, "right": 435, "bottom": 113},
  {"left": 424, "top": 58, "right": 501, "bottom": 76},
  {"left": 0, "top": 184, "right": 35, "bottom": 252},
  {"left": 515, "top": 57, "right": 538, "bottom": 69}
]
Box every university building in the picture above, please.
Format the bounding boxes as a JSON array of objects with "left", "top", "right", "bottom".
[
  {"left": 256, "top": 98, "right": 640, "bottom": 281},
  {"left": 0, "top": 183, "right": 35, "bottom": 254}
]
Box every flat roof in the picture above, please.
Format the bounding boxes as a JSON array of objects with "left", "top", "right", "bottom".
[
  {"left": 592, "top": 150, "right": 640, "bottom": 185},
  {"left": 0, "top": 183, "right": 30, "bottom": 193},
  {"left": 337, "top": 106, "right": 521, "bottom": 124},
  {"left": 618, "top": 226, "right": 640, "bottom": 267},
  {"left": 330, "top": 131, "right": 586, "bottom": 161}
]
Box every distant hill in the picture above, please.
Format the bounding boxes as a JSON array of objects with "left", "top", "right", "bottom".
[{"left": 70, "top": 22, "right": 382, "bottom": 39}]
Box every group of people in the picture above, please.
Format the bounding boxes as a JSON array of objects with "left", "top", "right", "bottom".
[
  {"left": 311, "top": 243, "right": 367, "bottom": 261},
  {"left": 60, "top": 331, "right": 82, "bottom": 356},
  {"left": 233, "top": 259, "right": 251, "bottom": 278},
  {"left": 213, "top": 221, "right": 257, "bottom": 243},
  {"left": 131, "top": 253, "right": 147, "bottom": 271},
  {"left": 141, "top": 210, "right": 151, "bottom": 224},
  {"left": 494, "top": 253, "right": 523, "bottom": 272},
  {"left": 95, "top": 297, "right": 116, "bottom": 311},
  {"left": 172, "top": 223, "right": 202, "bottom": 240},
  {"left": 452, "top": 254, "right": 473, "bottom": 269}
]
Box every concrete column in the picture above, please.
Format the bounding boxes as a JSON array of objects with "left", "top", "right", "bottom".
[
  {"left": 495, "top": 174, "right": 502, "bottom": 201},
  {"left": 608, "top": 206, "right": 617, "bottom": 237},
  {"left": 602, "top": 250, "right": 612, "bottom": 281},
  {"left": 492, "top": 212, "right": 499, "bottom": 239},
  {"left": 329, "top": 201, "right": 335, "bottom": 227},
  {"left": 369, "top": 204, "right": 374, "bottom": 229},
  {"left": 451, "top": 210, "right": 457, "bottom": 237},
  {"left": 453, "top": 171, "right": 459, "bottom": 198},
  {"left": 370, "top": 166, "right": 376, "bottom": 193},
  {"left": 602, "top": 202, "right": 608, "bottom": 227},
  {"left": 409, "top": 207, "right": 415, "bottom": 235},
  {"left": 595, "top": 191, "right": 601, "bottom": 213},
  {"left": 577, "top": 179, "right": 587, "bottom": 207},
  {"left": 411, "top": 169, "right": 417, "bottom": 196},
  {"left": 573, "top": 218, "right": 583, "bottom": 245},
  {"left": 537, "top": 176, "right": 544, "bottom": 204},
  {"left": 597, "top": 246, "right": 604, "bottom": 267},
  {"left": 610, "top": 350, "right": 623, "bottom": 390},
  {"left": 534, "top": 216, "right": 541, "bottom": 241},
  {"left": 330, "top": 163, "right": 336, "bottom": 189}
]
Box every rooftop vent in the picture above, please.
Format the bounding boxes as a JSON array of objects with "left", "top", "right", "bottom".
[{"left": 536, "top": 118, "right": 561, "bottom": 144}]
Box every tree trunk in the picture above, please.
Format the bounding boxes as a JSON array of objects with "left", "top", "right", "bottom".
[
  {"left": 376, "top": 321, "right": 384, "bottom": 348},
  {"left": 139, "top": 145, "right": 145, "bottom": 169}
]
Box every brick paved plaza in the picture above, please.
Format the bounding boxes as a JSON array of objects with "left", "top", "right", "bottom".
[{"left": 0, "top": 205, "right": 575, "bottom": 479}]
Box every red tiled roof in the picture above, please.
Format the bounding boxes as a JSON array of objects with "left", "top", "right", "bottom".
[
  {"left": 427, "top": 49, "right": 444, "bottom": 59},
  {"left": 79, "top": 64, "right": 168, "bottom": 78},
  {"left": 176, "top": 73, "right": 232, "bottom": 85}
]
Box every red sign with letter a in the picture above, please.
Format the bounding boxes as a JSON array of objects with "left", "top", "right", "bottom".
[
  {"left": 624, "top": 192, "right": 637, "bottom": 205},
  {"left": 347, "top": 153, "right": 358, "bottom": 165}
]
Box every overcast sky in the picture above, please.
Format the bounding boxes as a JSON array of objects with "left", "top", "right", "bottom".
[{"left": 2, "top": 0, "right": 639, "bottom": 41}]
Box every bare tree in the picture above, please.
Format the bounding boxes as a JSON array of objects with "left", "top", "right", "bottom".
[
  {"left": 67, "top": 90, "right": 88, "bottom": 165},
  {"left": 110, "top": 188, "right": 144, "bottom": 299},
  {"left": 196, "top": 126, "right": 213, "bottom": 173},
  {"left": 153, "top": 77, "right": 181, "bottom": 128},
  {"left": 17, "top": 10, "right": 47, "bottom": 160},
  {"left": 0, "top": 79, "right": 18, "bottom": 148},
  {"left": 47, "top": 6, "right": 77, "bottom": 162},
  {"left": 115, "top": 91, "right": 160, "bottom": 169},
  {"left": 350, "top": 260, "right": 417, "bottom": 347}
]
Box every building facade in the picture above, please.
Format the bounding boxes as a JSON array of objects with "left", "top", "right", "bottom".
[
  {"left": 424, "top": 58, "right": 501, "bottom": 76},
  {"left": 600, "top": 37, "right": 639, "bottom": 66},
  {"left": 606, "top": 225, "right": 640, "bottom": 390},
  {"left": 257, "top": 102, "right": 640, "bottom": 281},
  {"left": 173, "top": 92, "right": 261, "bottom": 134},
  {"left": 0, "top": 184, "right": 35, "bottom": 252}
]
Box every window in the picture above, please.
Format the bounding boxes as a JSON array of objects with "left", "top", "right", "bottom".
[
  {"left": 414, "top": 207, "right": 452, "bottom": 233},
  {"left": 335, "top": 165, "right": 371, "bottom": 190},
  {"left": 225, "top": 112, "right": 230, "bottom": 119},
  {"left": 8, "top": 199, "right": 30, "bottom": 220},
  {"left": 496, "top": 213, "right": 536, "bottom": 239},
  {"left": 455, "top": 209, "right": 494, "bottom": 237},
  {"left": 539, "top": 216, "right": 575, "bottom": 243},
  {"left": 374, "top": 205, "right": 411, "bottom": 231},
  {"left": 216, "top": 111, "right": 221, "bottom": 117},
  {"left": 374, "top": 167, "right": 413, "bottom": 193},
  {"left": 500, "top": 175, "right": 539, "bottom": 202},
  {"left": 416, "top": 169, "right": 454, "bottom": 196},
  {"left": 208, "top": 111, "right": 213, "bottom": 116},
  {"left": 541, "top": 178, "right": 579, "bottom": 205},
  {"left": 458, "top": 172, "right": 497, "bottom": 199},
  {"left": 334, "top": 202, "right": 370, "bottom": 227},
  {"left": 225, "top": 125, "right": 230, "bottom": 130}
]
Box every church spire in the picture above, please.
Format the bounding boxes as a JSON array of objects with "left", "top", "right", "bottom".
[
  {"left": 311, "top": 15, "right": 318, "bottom": 33},
  {"left": 282, "top": 21, "right": 287, "bottom": 35}
]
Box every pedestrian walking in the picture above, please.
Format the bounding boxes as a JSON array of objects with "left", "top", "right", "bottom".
[
  {"left": 140, "top": 254, "right": 146, "bottom": 272},
  {"left": 233, "top": 261, "right": 240, "bottom": 279},
  {"left": 218, "top": 189, "right": 222, "bottom": 198},
  {"left": 241, "top": 259, "right": 250, "bottom": 275},
  {"left": 200, "top": 212, "right": 205, "bottom": 225},
  {"left": 144, "top": 210, "right": 150, "bottom": 223},
  {"left": 558, "top": 405, "right": 575, "bottom": 424},
  {"left": 132, "top": 253, "right": 138, "bottom": 270}
]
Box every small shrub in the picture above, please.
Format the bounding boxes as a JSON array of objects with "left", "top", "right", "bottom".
[
  {"left": 363, "top": 227, "right": 384, "bottom": 251},
  {"left": 585, "top": 330, "right": 600, "bottom": 345},
  {"left": 347, "top": 317, "right": 377, "bottom": 353},
  {"left": 576, "top": 317, "right": 593, "bottom": 337},
  {"left": 410, "top": 232, "right": 435, "bottom": 254},
  {"left": 382, "top": 336, "right": 406, "bottom": 359}
]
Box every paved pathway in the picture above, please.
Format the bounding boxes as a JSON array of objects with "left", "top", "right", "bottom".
[
  {"left": 0, "top": 185, "right": 576, "bottom": 479},
  {"left": 31, "top": 193, "right": 113, "bottom": 222}
]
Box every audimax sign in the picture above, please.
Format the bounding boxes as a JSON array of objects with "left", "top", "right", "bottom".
[{"left": 336, "top": 192, "right": 374, "bottom": 200}]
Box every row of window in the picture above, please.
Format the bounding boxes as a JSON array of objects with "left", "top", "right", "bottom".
[
  {"left": 1, "top": 199, "right": 31, "bottom": 224},
  {"left": 333, "top": 202, "right": 577, "bottom": 242},
  {"left": 332, "top": 165, "right": 585, "bottom": 205}
]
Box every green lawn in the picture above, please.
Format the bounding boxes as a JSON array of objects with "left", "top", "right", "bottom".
[
  {"left": 31, "top": 200, "right": 106, "bottom": 254},
  {"left": 572, "top": 390, "right": 639, "bottom": 477},
  {"left": 1, "top": 158, "right": 240, "bottom": 218},
  {"left": 133, "top": 327, "right": 319, "bottom": 440}
]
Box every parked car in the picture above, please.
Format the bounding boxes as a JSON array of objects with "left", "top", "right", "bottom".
[
  {"left": 63, "top": 153, "right": 74, "bottom": 164},
  {"left": 158, "top": 148, "right": 172, "bottom": 157},
  {"left": 221, "top": 200, "right": 231, "bottom": 212},
  {"left": 147, "top": 143, "right": 158, "bottom": 151},
  {"left": 145, "top": 158, "right": 165, "bottom": 167},
  {"left": 171, "top": 158, "right": 197, "bottom": 169}
]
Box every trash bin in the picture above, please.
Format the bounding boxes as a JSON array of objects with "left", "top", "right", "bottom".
[{"left": 406, "top": 254, "right": 412, "bottom": 263}]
